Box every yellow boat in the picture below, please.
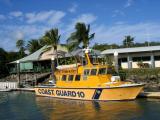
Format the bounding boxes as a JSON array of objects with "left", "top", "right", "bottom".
[{"left": 35, "top": 48, "right": 144, "bottom": 101}]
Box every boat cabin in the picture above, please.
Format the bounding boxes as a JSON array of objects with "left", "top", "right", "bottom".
[{"left": 54, "top": 49, "right": 121, "bottom": 88}]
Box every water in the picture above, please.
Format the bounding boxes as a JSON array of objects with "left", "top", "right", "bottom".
[{"left": 0, "top": 92, "right": 160, "bottom": 120}]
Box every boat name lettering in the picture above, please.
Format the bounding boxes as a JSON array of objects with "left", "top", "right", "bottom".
[
  {"left": 56, "top": 90, "right": 85, "bottom": 98},
  {"left": 38, "top": 89, "right": 54, "bottom": 95},
  {"left": 38, "top": 89, "right": 85, "bottom": 98}
]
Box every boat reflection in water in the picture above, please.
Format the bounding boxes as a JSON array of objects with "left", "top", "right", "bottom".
[{"left": 36, "top": 97, "right": 143, "bottom": 120}]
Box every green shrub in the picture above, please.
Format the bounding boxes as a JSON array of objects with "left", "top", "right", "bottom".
[{"left": 120, "top": 68, "right": 160, "bottom": 81}]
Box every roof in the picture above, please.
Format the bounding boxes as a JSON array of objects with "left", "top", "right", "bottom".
[
  {"left": 11, "top": 46, "right": 46, "bottom": 63},
  {"left": 65, "top": 49, "right": 101, "bottom": 57},
  {"left": 11, "top": 45, "right": 68, "bottom": 63},
  {"left": 101, "top": 46, "right": 160, "bottom": 55}
]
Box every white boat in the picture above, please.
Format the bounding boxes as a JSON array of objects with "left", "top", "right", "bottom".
[{"left": 0, "top": 89, "right": 12, "bottom": 92}]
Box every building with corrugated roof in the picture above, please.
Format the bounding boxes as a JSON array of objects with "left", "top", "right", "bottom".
[
  {"left": 9, "top": 45, "right": 68, "bottom": 73},
  {"left": 101, "top": 46, "right": 160, "bottom": 69},
  {"left": 9, "top": 46, "right": 101, "bottom": 73}
]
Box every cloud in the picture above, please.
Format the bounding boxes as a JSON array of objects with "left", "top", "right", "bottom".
[
  {"left": 9, "top": 11, "right": 23, "bottom": 17},
  {"left": 13, "top": 31, "right": 24, "bottom": 40},
  {"left": 93, "top": 23, "right": 160, "bottom": 45},
  {"left": 64, "top": 13, "right": 97, "bottom": 38},
  {"left": 68, "top": 3, "right": 78, "bottom": 13},
  {"left": 114, "top": 21, "right": 126, "bottom": 25},
  {"left": 124, "top": 0, "right": 134, "bottom": 8},
  {"left": 25, "top": 10, "right": 66, "bottom": 25},
  {"left": 67, "top": 13, "right": 97, "bottom": 31},
  {"left": 1, "top": 9, "right": 160, "bottom": 52},
  {"left": 47, "top": 11, "right": 66, "bottom": 25},
  {"left": 72, "top": 13, "right": 97, "bottom": 24},
  {"left": 112, "top": 0, "right": 134, "bottom": 17},
  {"left": 112, "top": 10, "right": 125, "bottom": 17},
  {"left": 0, "top": 10, "right": 66, "bottom": 51},
  {"left": 0, "top": 14, "right": 6, "bottom": 20},
  {"left": 0, "top": 0, "right": 12, "bottom": 6},
  {"left": 0, "top": 24, "right": 52, "bottom": 51},
  {"left": 1, "top": 22, "right": 160, "bottom": 51}
]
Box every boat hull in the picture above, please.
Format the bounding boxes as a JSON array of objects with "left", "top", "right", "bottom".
[
  {"left": 0, "top": 89, "right": 12, "bottom": 92},
  {"left": 35, "top": 85, "right": 143, "bottom": 101}
]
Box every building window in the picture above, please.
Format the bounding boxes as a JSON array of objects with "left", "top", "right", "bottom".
[
  {"left": 68, "top": 75, "right": 74, "bottom": 81},
  {"left": 84, "top": 69, "right": 90, "bottom": 75},
  {"left": 142, "top": 56, "right": 150, "bottom": 61},
  {"left": 132, "top": 57, "right": 141, "bottom": 62},
  {"left": 155, "top": 56, "right": 160, "bottom": 60},
  {"left": 75, "top": 75, "right": 81, "bottom": 81},
  {"left": 120, "top": 58, "right": 127, "bottom": 62},
  {"left": 90, "top": 69, "right": 97, "bottom": 75},
  {"left": 133, "top": 56, "right": 150, "bottom": 62},
  {"left": 62, "top": 75, "right": 67, "bottom": 81}
]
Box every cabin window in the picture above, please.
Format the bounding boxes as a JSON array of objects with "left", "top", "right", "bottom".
[
  {"left": 68, "top": 75, "right": 74, "bottom": 81},
  {"left": 75, "top": 75, "right": 81, "bottom": 81},
  {"left": 98, "top": 68, "right": 106, "bottom": 75},
  {"left": 84, "top": 69, "right": 90, "bottom": 75},
  {"left": 61, "top": 75, "right": 67, "bottom": 81},
  {"left": 90, "top": 69, "right": 97, "bottom": 75}
]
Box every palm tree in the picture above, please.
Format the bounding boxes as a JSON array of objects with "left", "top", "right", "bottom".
[
  {"left": 67, "top": 22, "right": 95, "bottom": 51},
  {"left": 42, "top": 28, "right": 61, "bottom": 81},
  {"left": 27, "top": 39, "right": 42, "bottom": 54},
  {"left": 16, "top": 39, "right": 25, "bottom": 58},
  {"left": 42, "top": 28, "right": 60, "bottom": 66},
  {"left": 123, "top": 35, "right": 134, "bottom": 47}
]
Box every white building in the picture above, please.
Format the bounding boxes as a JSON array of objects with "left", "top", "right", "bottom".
[{"left": 101, "top": 46, "right": 160, "bottom": 69}]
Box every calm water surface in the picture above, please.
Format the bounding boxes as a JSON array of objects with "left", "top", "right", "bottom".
[{"left": 0, "top": 91, "right": 160, "bottom": 120}]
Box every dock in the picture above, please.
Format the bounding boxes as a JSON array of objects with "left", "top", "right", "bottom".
[{"left": 12, "top": 88, "right": 35, "bottom": 92}]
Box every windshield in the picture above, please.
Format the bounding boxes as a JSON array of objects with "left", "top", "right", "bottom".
[
  {"left": 98, "top": 68, "right": 106, "bottom": 75},
  {"left": 107, "top": 68, "right": 117, "bottom": 75}
]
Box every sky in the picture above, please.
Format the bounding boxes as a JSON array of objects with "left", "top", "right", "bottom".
[{"left": 0, "top": 0, "right": 160, "bottom": 51}]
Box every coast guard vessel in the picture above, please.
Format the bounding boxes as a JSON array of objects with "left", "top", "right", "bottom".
[{"left": 35, "top": 48, "right": 144, "bottom": 101}]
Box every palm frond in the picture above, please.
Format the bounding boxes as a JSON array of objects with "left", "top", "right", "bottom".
[{"left": 43, "top": 46, "right": 52, "bottom": 53}]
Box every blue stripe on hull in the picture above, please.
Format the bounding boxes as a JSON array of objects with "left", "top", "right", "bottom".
[{"left": 92, "top": 88, "right": 103, "bottom": 100}]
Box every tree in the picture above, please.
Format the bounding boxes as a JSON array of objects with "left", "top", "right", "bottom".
[
  {"left": 42, "top": 28, "right": 61, "bottom": 81},
  {"left": 123, "top": 36, "right": 134, "bottom": 47},
  {"left": 16, "top": 39, "right": 25, "bottom": 58},
  {"left": 42, "top": 28, "right": 60, "bottom": 65},
  {"left": 27, "top": 39, "right": 42, "bottom": 54},
  {"left": 0, "top": 48, "right": 8, "bottom": 78},
  {"left": 92, "top": 43, "right": 119, "bottom": 51},
  {"left": 67, "top": 22, "right": 95, "bottom": 51}
]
